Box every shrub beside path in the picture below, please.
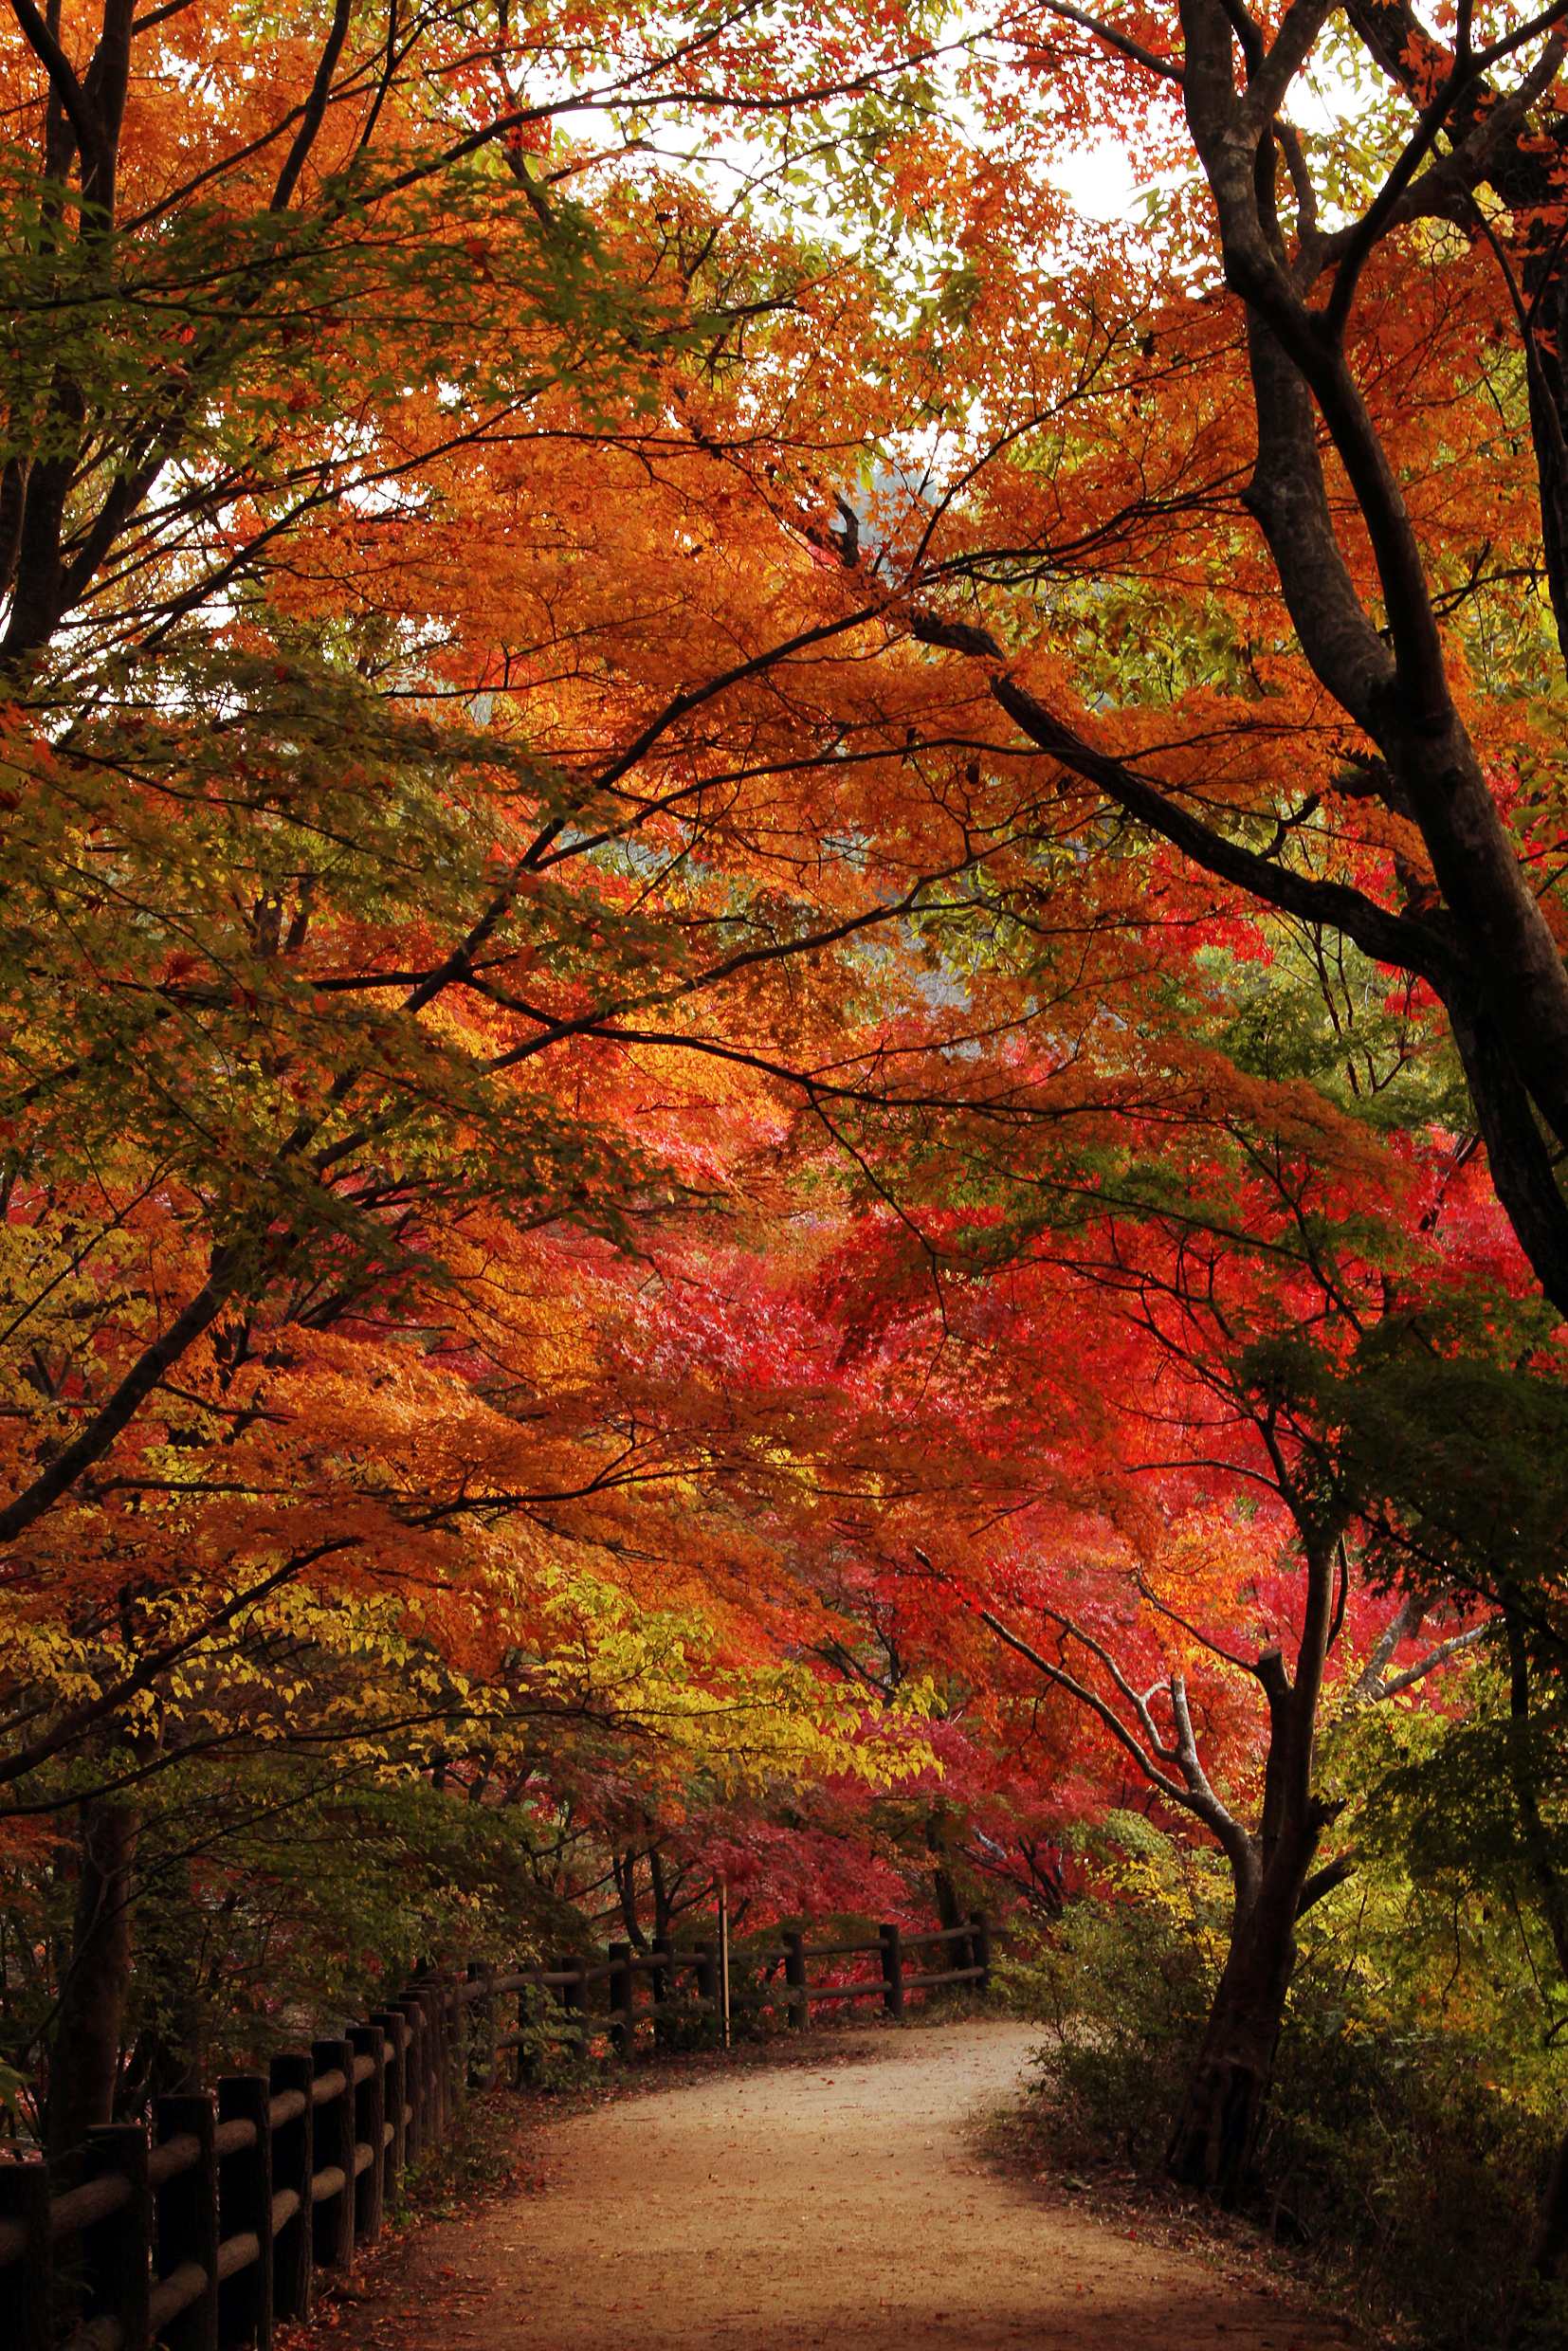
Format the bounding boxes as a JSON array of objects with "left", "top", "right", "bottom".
[{"left": 321, "top": 2020, "right": 1349, "bottom": 2351}]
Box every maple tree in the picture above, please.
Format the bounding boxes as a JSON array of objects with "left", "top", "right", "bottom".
[
  {"left": 899, "top": 0, "right": 1568, "bottom": 1314},
  {"left": 4, "top": 0, "right": 1568, "bottom": 2306},
  {"left": 775, "top": 0, "right": 1568, "bottom": 2214},
  {"left": 773, "top": 900, "right": 1522, "bottom": 2196},
  {"left": 0, "top": 0, "right": 946, "bottom": 2169},
  {"left": 0, "top": 0, "right": 1129, "bottom": 2179}
]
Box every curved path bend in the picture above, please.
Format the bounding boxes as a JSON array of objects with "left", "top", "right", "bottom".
[{"left": 359, "top": 2022, "right": 1344, "bottom": 2351}]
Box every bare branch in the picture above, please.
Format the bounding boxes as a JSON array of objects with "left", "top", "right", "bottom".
[
  {"left": 1138, "top": 1574, "right": 1256, "bottom": 1669},
  {"left": 1170, "top": 1670, "right": 1247, "bottom": 1847},
  {"left": 1375, "top": 1622, "right": 1491, "bottom": 1699},
  {"left": 1275, "top": 117, "right": 1318, "bottom": 246},
  {"left": 1323, "top": 30, "right": 1567, "bottom": 334},
  {"left": 1347, "top": 1591, "right": 1429, "bottom": 1705},
  {"left": 976, "top": 1606, "right": 1192, "bottom": 1806},
  {"left": 1297, "top": 1850, "right": 1356, "bottom": 1915},
  {"left": 8, "top": 0, "right": 97, "bottom": 165},
  {"left": 1238, "top": 0, "right": 1335, "bottom": 136},
  {"left": 907, "top": 614, "right": 1457, "bottom": 985}
]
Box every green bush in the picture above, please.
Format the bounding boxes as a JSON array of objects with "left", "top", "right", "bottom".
[
  {"left": 1000, "top": 1814, "right": 1566, "bottom": 2347},
  {"left": 997, "top": 1813, "right": 1223, "bottom": 2165},
  {"left": 1258, "top": 1916, "right": 1559, "bottom": 2347}
]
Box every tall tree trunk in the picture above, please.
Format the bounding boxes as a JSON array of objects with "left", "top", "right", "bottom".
[
  {"left": 46, "top": 1796, "right": 138, "bottom": 2187},
  {"left": 1164, "top": 1834, "right": 1314, "bottom": 2199},
  {"left": 925, "top": 1807, "right": 964, "bottom": 1934},
  {"left": 982, "top": 1550, "right": 1346, "bottom": 2205},
  {"left": 649, "top": 1842, "right": 673, "bottom": 1949},
  {"left": 1502, "top": 1603, "right": 1568, "bottom": 2344},
  {"left": 1166, "top": 1606, "right": 1340, "bottom": 2202},
  {"left": 611, "top": 1849, "right": 647, "bottom": 1950}
]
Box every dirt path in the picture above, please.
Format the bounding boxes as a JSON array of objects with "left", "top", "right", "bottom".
[{"left": 346, "top": 2022, "right": 1346, "bottom": 2351}]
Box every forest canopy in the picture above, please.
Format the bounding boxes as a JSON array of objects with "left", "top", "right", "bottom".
[{"left": 4, "top": 0, "right": 1568, "bottom": 2338}]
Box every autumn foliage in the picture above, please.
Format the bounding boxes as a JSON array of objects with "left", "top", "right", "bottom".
[{"left": 3, "top": 0, "right": 1568, "bottom": 2324}]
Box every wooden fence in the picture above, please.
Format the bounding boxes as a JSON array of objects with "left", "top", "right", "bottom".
[
  {"left": 0, "top": 1912, "right": 989, "bottom": 2351},
  {"left": 760, "top": 1913, "right": 993, "bottom": 2024}
]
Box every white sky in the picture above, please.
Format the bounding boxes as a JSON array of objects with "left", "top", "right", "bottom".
[
  {"left": 1049, "top": 139, "right": 1150, "bottom": 224},
  {"left": 1045, "top": 41, "right": 1373, "bottom": 225}
]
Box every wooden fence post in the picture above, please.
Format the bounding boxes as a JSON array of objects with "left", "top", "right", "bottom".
[
  {"left": 719, "top": 1877, "right": 731, "bottom": 2049},
  {"left": 428, "top": 1985, "right": 449, "bottom": 2137},
  {"left": 783, "top": 1930, "right": 808, "bottom": 2031},
  {"left": 448, "top": 1979, "right": 463, "bottom": 2119},
  {"left": 970, "top": 1909, "right": 993, "bottom": 1989},
  {"left": 392, "top": 1998, "right": 426, "bottom": 2160},
  {"left": 370, "top": 2011, "right": 408, "bottom": 2196},
  {"left": 155, "top": 2090, "right": 218, "bottom": 2351},
  {"left": 82, "top": 2122, "right": 152, "bottom": 2351},
  {"left": 349, "top": 2024, "right": 386, "bottom": 2245},
  {"left": 0, "top": 2160, "right": 52, "bottom": 2351},
  {"left": 880, "top": 1923, "right": 905, "bottom": 2020},
  {"left": 268, "top": 2050, "right": 314, "bottom": 2324},
  {"left": 460, "top": 1969, "right": 476, "bottom": 2093},
  {"left": 403, "top": 1987, "right": 429, "bottom": 2153},
  {"left": 607, "top": 1941, "right": 633, "bottom": 2057},
  {"left": 412, "top": 1987, "right": 439, "bottom": 2146},
  {"left": 444, "top": 1979, "right": 465, "bottom": 2119},
  {"left": 311, "top": 2038, "right": 356, "bottom": 2272},
  {"left": 408, "top": 1987, "right": 434, "bottom": 2144},
  {"left": 217, "top": 2071, "right": 272, "bottom": 2351},
  {"left": 419, "top": 1990, "right": 438, "bottom": 2146}
]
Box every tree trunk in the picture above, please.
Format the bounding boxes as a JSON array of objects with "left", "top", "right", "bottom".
[
  {"left": 612, "top": 1849, "right": 647, "bottom": 1950},
  {"left": 1509, "top": 2119, "right": 1568, "bottom": 2345},
  {"left": 1166, "top": 1638, "right": 1332, "bottom": 2203},
  {"left": 46, "top": 1797, "right": 139, "bottom": 2186},
  {"left": 1165, "top": 1869, "right": 1300, "bottom": 2200},
  {"left": 925, "top": 1807, "right": 965, "bottom": 1934},
  {"left": 1502, "top": 1601, "right": 1568, "bottom": 2344},
  {"left": 649, "top": 1843, "right": 673, "bottom": 1949},
  {"left": 981, "top": 1579, "right": 1340, "bottom": 2207}
]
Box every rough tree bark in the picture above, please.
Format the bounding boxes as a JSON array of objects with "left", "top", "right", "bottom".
[
  {"left": 612, "top": 1849, "right": 650, "bottom": 1950},
  {"left": 1341, "top": 0, "right": 1568, "bottom": 666},
  {"left": 1163, "top": 1642, "right": 1342, "bottom": 2196},
  {"left": 46, "top": 1795, "right": 139, "bottom": 2187},
  {"left": 925, "top": 1805, "right": 967, "bottom": 1936},
  {"left": 1176, "top": 0, "right": 1568, "bottom": 1312},
  {"left": 1502, "top": 1602, "right": 1568, "bottom": 2343}
]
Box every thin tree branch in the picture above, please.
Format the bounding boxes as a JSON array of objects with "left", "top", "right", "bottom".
[
  {"left": 270, "top": 0, "right": 354, "bottom": 211},
  {"left": 1374, "top": 1621, "right": 1490, "bottom": 1698}
]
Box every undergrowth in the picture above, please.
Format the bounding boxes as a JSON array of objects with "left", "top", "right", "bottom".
[{"left": 999, "top": 1813, "right": 1566, "bottom": 2349}]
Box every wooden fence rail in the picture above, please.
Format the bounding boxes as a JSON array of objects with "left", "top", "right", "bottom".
[
  {"left": 760, "top": 1913, "right": 993, "bottom": 2026},
  {"left": 0, "top": 1910, "right": 988, "bottom": 2351}
]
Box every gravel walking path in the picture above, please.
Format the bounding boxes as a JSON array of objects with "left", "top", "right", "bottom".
[{"left": 323, "top": 2021, "right": 1345, "bottom": 2351}]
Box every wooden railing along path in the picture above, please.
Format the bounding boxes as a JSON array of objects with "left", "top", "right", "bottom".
[
  {"left": 0, "top": 1912, "right": 990, "bottom": 2351},
  {"left": 761, "top": 1913, "right": 992, "bottom": 2022}
]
